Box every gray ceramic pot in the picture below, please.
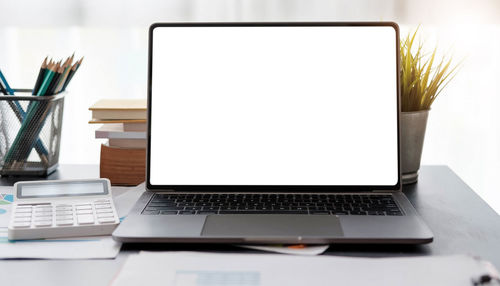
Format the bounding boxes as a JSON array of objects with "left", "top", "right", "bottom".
[{"left": 401, "top": 110, "right": 429, "bottom": 184}]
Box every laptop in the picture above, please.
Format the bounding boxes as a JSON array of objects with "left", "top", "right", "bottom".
[{"left": 112, "top": 22, "right": 433, "bottom": 244}]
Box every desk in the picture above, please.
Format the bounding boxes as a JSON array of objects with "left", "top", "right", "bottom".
[{"left": 1, "top": 165, "right": 499, "bottom": 286}]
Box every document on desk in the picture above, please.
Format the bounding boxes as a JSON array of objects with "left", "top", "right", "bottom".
[
  {"left": 111, "top": 251, "right": 499, "bottom": 286},
  {"left": 0, "top": 185, "right": 130, "bottom": 259}
]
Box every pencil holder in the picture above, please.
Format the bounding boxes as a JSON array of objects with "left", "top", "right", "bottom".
[{"left": 0, "top": 89, "right": 65, "bottom": 176}]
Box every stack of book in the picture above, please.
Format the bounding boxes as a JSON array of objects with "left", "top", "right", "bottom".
[{"left": 89, "top": 99, "right": 147, "bottom": 185}]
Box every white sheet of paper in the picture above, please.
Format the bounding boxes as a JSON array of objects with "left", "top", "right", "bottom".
[
  {"left": 113, "top": 183, "right": 145, "bottom": 219},
  {"left": 0, "top": 185, "right": 128, "bottom": 259},
  {"left": 111, "top": 251, "right": 498, "bottom": 286},
  {"left": 239, "top": 244, "right": 329, "bottom": 255}
]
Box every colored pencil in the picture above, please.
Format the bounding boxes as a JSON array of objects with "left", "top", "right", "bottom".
[
  {"left": 54, "top": 55, "right": 74, "bottom": 93},
  {"left": 0, "top": 69, "right": 14, "bottom": 95},
  {"left": 46, "top": 61, "right": 63, "bottom": 95},
  {"left": 32, "top": 57, "right": 48, "bottom": 95},
  {"left": 36, "top": 62, "right": 57, "bottom": 96}
]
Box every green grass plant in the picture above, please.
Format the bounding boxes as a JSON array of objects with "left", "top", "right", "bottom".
[{"left": 400, "top": 28, "right": 460, "bottom": 111}]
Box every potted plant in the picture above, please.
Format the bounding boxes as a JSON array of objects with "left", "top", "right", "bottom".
[{"left": 400, "top": 29, "right": 460, "bottom": 184}]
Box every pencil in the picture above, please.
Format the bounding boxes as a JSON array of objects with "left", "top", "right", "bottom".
[
  {"left": 0, "top": 69, "right": 14, "bottom": 95},
  {"left": 33, "top": 57, "right": 48, "bottom": 95},
  {"left": 46, "top": 62, "right": 63, "bottom": 95},
  {"left": 36, "top": 62, "right": 57, "bottom": 96},
  {"left": 54, "top": 55, "right": 74, "bottom": 93},
  {"left": 0, "top": 80, "right": 7, "bottom": 95},
  {"left": 62, "top": 57, "right": 83, "bottom": 91}
]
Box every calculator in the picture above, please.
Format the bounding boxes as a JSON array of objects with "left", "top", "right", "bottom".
[{"left": 8, "top": 179, "right": 119, "bottom": 240}]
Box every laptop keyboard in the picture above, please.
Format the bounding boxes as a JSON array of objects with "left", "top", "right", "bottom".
[{"left": 141, "top": 194, "right": 403, "bottom": 216}]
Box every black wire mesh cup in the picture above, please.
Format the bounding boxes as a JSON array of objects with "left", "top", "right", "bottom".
[{"left": 0, "top": 89, "right": 65, "bottom": 176}]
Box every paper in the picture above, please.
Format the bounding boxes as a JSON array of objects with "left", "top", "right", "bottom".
[
  {"left": 0, "top": 185, "right": 143, "bottom": 259},
  {"left": 239, "top": 244, "right": 329, "bottom": 255},
  {"left": 111, "top": 251, "right": 497, "bottom": 286},
  {"left": 113, "top": 183, "right": 145, "bottom": 219}
]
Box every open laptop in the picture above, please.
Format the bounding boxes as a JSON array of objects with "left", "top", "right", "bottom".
[{"left": 113, "top": 22, "right": 433, "bottom": 244}]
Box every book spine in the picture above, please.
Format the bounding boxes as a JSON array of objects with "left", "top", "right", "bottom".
[{"left": 99, "top": 144, "right": 146, "bottom": 186}]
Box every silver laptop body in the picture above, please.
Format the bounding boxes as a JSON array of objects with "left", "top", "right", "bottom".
[{"left": 113, "top": 22, "right": 433, "bottom": 244}]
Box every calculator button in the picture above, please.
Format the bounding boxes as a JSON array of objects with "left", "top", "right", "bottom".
[
  {"left": 96, "top": 209, "right": 113, "bottom": 214},
  {"left": 94, "top": 199, "right": 110, "bottom": 204},
  {"left": 77, "top": 215, "right": 95, "bottom": 225},
  {"left": 35, "top": 211, "right": 52, "bottom": 216},
  {"left": 34, "top": 220, "right": 52, "bottom": 227},
  {"left": 98, "top": 217, "right": 116, "bottom": 224},
  {"left": 56, "top": 220, "right": 74, "bottom": 226},
  {"left": 76, "top": 210, "right": 93, "bottom": 215},
  {"left": 95, "top": 204, "right": 111, "bottom": 209},
  {"left": 34, "top": 208, "right": 52, "bottom": 212},
  {"left": 15, "top": 213, "right": 32, "bottom": 218},
  {"left": 34, "top": 214, "right": 52, "bottom": 220},
  {"left": 56, "top": 204, "right": 72, "bottom": 207},
  {"left": 14, "top": 217, "right": 32, "bottom": 222},
  {"left": 15, "top": 207, "right": 32, "bottom": 213},
  {"left": 97, "top": 213, "right": 114, "bottom": 218},
  {"left": 56, "top": 211, "right": 73, "bottom": 216},
  {"left": 55, "top": 206, "right": 72, "bottom": 211},
  {"left": 13, "top": 222, "right": 31, "bottom": 228},
  {"left": 76, "top": 205, "right": 92, "bottom": 211},
  {"left": 75, "top": 203, "right": 91, "bottom": 207},
  {"left": 56, "top": 215, "right": 73, "bottom": 221}
]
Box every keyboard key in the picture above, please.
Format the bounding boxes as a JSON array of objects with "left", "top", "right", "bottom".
[
  {"left": 310, "top": 211, "right": 330, "bottom": 215},
  {"left": 198, "top": 211, "right": 217, "bottom": 215},
  {"left": 218, "top": 210, "right": 309, "bottom": 215},
  {"left": 76, "top": 209, "right": 93, "bottom": 215},
  {"left": 159, "top": 211, "right": 178, "bottom": 215},
  {"left": 15, "top": 207, "right": 32, "bottom": 213},
  {"left": 56, "top": 210, "right": 73, "bottom": 216},
  {"left": 76, "top": 205, "right": 92, "bottom": 210},
  {"left": 142, "top": 210, "right": 159, "bottom": 215}
]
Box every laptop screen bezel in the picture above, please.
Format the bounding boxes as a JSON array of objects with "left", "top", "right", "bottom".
[{"left": 146, "top": 22, "right": 401, "bottom": 192}]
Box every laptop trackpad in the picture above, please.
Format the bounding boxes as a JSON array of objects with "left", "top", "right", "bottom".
[{"left": 201, "top": 215, "right": 343, "bottom": 237}]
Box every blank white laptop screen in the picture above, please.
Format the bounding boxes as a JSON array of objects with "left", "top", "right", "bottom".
[{"left": 150, "top": 25, "right": 399, "bottom": 186}]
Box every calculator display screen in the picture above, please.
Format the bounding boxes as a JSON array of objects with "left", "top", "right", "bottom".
[{"left": 18, "top": 181, "right": 108, "bottom": 198}]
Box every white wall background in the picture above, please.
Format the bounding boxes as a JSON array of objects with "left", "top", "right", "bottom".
[{"left": 0, "top": 0, "right": 499, "bottom": 213}]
